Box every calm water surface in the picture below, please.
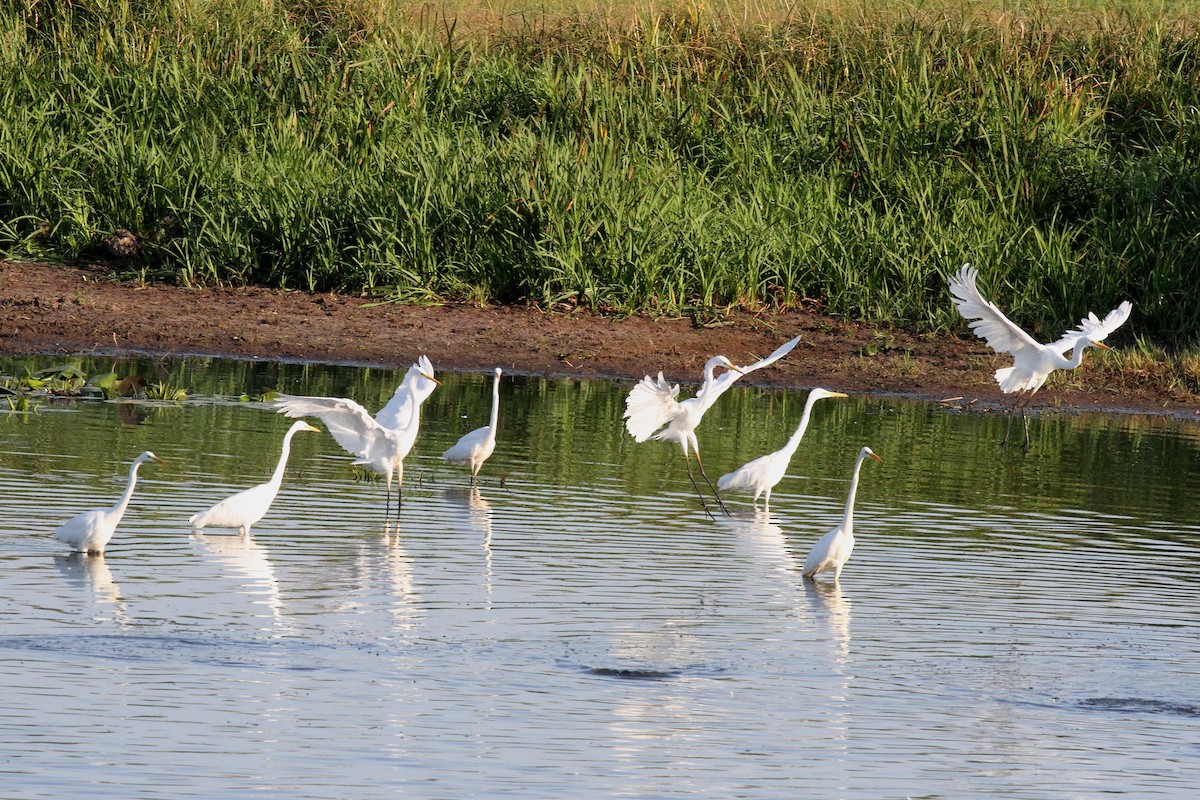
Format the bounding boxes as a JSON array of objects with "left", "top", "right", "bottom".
[{"left": 1, "top": 355, "right": 1199, "bottom": 798}]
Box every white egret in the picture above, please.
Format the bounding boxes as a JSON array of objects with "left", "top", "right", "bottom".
[
  {"left": 624, "top": 335, "right": 801, "bottom": 516},
  {"left": 949, "top": 263, "right": 1132, "bottom": 449},
  {"left": 717, "top": 388, "right": 848, "bottom": 509},
  {"left": 443, "top": 367, "right": 502, "bottom": 484},
  {"left": 53, "top": 451, "right": 165, "bottom": 554},
  {"left": 272, "top": 356, "right": 439, "bottom": 515},
  {"left": 802, "top": 446, "right": 882, "bottom": 582},
  {"left": 189, "top": 421, "right": 319, "bottom": 536}
]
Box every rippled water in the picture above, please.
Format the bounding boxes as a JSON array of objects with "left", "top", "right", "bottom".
[{"left": 2, "top": 355, "right": 1199, "bottom": 798}]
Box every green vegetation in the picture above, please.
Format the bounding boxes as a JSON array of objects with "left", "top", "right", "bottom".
[{"left": 0, "top": 1, "right": 1197, "bottom": 344}]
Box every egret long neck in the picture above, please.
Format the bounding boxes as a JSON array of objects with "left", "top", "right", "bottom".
[
  {"left": 1062, "top": 342, "right": 1091, "bottom": 370},
  {"left": 842, "top": 452, "right": 870, "bottom": 527},
  {"left": 488, "top": 373, "right": 500, "bottom": 431},
  {"left": 269, "top": 428, "right": 302, "bottom": 488},
  {"left": 781, "top": 395, "right": 821, "bottom": 457},
  {"left": 111, "top": 459, "right": 145, "bottom": 516}
]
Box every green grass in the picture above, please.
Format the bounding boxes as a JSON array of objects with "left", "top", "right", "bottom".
[{"left": 1, "top": 1, "right": 1198, "bottom": 345}]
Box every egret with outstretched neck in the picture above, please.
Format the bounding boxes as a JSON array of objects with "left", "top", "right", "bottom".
[
  {"left": 803, "top": 446, "right": 883, "bottom": 582},
  {"left": 718, "top": 388, "right": 848, "bottom": 509},
  {"left": 624, "top": 336, "right": 801, "bottom": 516},
  {"left": 189, "top": 421, "right": 319, "bottom": 536},
  {"left": 443, "top": 367, "right": 502, "bottom": 484},
  {"left": 53, "top": 451, "right": 165, "bottom": 554}
]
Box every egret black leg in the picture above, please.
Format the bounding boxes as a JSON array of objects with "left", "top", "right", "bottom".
[
  {"left": 683, "top": 453, "right": 715, "bottom": 520},
  {"left": 694, "top": 450, "right": 731, "bottom": 516}
]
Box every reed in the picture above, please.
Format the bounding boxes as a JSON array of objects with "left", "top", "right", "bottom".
[{"left": 1, "top": 1, "right": 1197, "bottom": 344}]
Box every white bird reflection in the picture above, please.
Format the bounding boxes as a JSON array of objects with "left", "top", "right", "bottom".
[
  {"left": 53, "top": 553, "right": 129, "bottom": 625},
  {"left": 443, "top": 486, "right": 494, "bottom": 605},
  {"left": 192, "top": 531, "right": 290, "bottom": 631},
  {"left": 804, "top": 577, "right": 852, "bottom": 666}
]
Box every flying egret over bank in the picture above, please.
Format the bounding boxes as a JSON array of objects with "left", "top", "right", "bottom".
[
  {"left": 189, "top": 421, "right": 319, "bottom": 536},
  {"left": 949, "top": 264, "right": 1132, "bottom": 450},
  {"left": 53, "top": 451, "right": 165, "bottom": 554},
  {"left": 624, "top": 335, "right": 802, "bottom": 516},
  {"left": 803, "top": 446, "right": 883, "bottom": 582},
  {"left": 443, "top": 367, "right": 503, "bottom": 484},
  {"left": 272, "top": 356, "right": 439, "bottom": 515},
  {"left": 718, "top": 388, "right": 848, "bottom": 509}
]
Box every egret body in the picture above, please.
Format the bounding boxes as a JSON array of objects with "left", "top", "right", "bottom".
[
  {"left": 802, "top": 446, "right": 882, "bottom": 582},
  {"left": 443, "top": 367, "right": 502, "bottom": 484}
]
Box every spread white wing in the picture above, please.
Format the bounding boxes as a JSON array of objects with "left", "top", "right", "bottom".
[
  {"left": 1050, "top": 301, "right": 1133, "bottom": 354},
  {"left": 696, "top": 334, "right": 801, "bottom": 410},
  {"left": 623, "top": 372, "right": 682, "bottom": 442},
  {"left": 948, "top": 264, "right": 1043, "bottom": 356},
  {"left": 272, "top": 395, "right": 386, "bottom": 460}
]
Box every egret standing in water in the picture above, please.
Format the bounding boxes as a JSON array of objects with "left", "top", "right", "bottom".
[
  {"left": 189, "top": 421, "right": 319, "bottom": 536},
  {"left": 624, "top": 335, "right": 801, "bottom": 516},
  {"left": 53, "top": 451, "right": 165, "bottom": 554},
  {"left": 949, "top": 264, "right": 1132, "bottom": 449},
  {"left": 718, "top": 388, "right": 848, "bottom": 509},
  {"left": 803, "top": 446, "right": 882, "bottom": 582},
  {"left": 443, "top": 367, "right": 502, "bottom": 485},
  {"left": 272, "top": 356, "right": 439, "bottom": 515}
]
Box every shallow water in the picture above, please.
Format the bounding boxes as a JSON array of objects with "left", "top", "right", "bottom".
[{"left": 2, "top": 355, "right": 1199, "bottom": 798}]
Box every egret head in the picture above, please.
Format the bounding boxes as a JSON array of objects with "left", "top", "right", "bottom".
[
  {"left": 139, "top": 451, "right": 166, "bottom": 465},
  {"left": 861, "top": 446, "right": 883, "bottom": 463},
  {"left": 297, "top": 421, "right": 321, "bottom": 434},
  {"left": 493, "top": 367, "right": 503, "bottom": 378},
  {"left": 809, "top": 388, "right": 849, "bottom": 402},
  {"left": 709, "top": 355, "right": 744, "bottom": 375}
]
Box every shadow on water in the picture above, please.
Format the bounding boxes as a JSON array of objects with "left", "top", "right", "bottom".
[{"left": 1078, "top": 697, "right": 1200, "bottom": 717}]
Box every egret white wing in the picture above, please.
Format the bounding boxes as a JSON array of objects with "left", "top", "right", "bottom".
[
  {"left": 624, "top": 372, "right": 682, "bottom": 442},
  {"left": 272, "top": 395, "right": 384, "bottom": 459},
  {"left": 697, "top": 334, "right": 801, "bottom": 409},
  {"left": 949, "top": 264, "right": 1042, "bottom": 356},
  {"left": 1049, "top": 300, "right": 1133, "bottom": 354}
]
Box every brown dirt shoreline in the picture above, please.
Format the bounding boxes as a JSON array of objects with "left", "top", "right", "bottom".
[{"left": 1, "top": 260, "right": 1196, "bottom": 417}]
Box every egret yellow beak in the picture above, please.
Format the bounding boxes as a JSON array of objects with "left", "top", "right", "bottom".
[
  {"left": 1093, "top": 341, "right": 1112, "bottom": 351},
  {"left": 830, "top": 391, "right": 849, "bottom": 399},
  {"left": 150, "top": 454, "right": 167, "bottom": 465},
  {"left": 869, "top": 452, "right": 883, "bottom": 463},
  {"left": 421, "top": 371, "right": 441, "bottom": 385},
  {"left": 301, "top": 422, "right": 321, "bottom": 433}
]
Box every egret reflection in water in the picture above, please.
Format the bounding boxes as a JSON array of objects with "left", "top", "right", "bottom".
[
  {"left": 53, "top": 553, "right": 129, "bottom": 624},
  {"left": 192, "top": 531, "right": 289, "bottom": 629}
]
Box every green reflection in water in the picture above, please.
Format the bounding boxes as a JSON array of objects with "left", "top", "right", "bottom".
[{"left": 1, "top": 354, "right": 1198, "bottom": 537}]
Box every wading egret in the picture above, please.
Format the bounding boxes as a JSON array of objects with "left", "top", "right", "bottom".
[
  {"left": 803, "top": 446, "right": 882, "bottom": 582},
  {"left": 949, "top": 264, "right": 1132, "bottom": 449},
  {"left": 718, "top": 388, "right": 848, "bottom": 508},
  {"left": 624, "top": 335, "right": 801, "bottom": 516},
  {"left": 443, "top": 367, "right": 502, "bottom": 484},
  {"left": 53, "top": 451, "right": 165, "bottom": 554},
  {"left": 189, "top": 421, "right": 319, "bottom": 536},
  {"left": 272, "top": 356, "right": 439, "bottom": 515}
]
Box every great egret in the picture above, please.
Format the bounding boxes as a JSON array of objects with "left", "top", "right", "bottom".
[
  {"left": 949, "top": 264, "right": 1132, "bottom": 449},
  {"left": 717, "top": 388, "right": 848, "bottom": 509},
  {"left": 272, "top": 356, "right": 439, "bottom": 515},
  {"left": 189, "top": 421, "right": 319, "bottom": 536},
  {"left": 624, "top": 335, "right": 802, "bottom": 516},
  {"left": 443, "top": 367, "right": 502, "bottom": 484},
  {"left": 53, "top": 451, "right": 165, "bottom": 554},
  {"left": 802, "top": 446, "right": 882, "bottom": 582}
]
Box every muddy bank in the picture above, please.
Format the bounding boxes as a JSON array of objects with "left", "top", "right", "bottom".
[{"left": 0, "top": 261, "right": 1194, "bottom": 417}]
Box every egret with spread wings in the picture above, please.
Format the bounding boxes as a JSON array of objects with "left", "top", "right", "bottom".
[
  {"left": 624, "top": 336, "right": 801, "bottom": 516},
  {"left": 272, "top": 356, "right": 439, "bottom": 515},
  {"left": 949, "top": 264, "right": 1131, "bottom": 449}
]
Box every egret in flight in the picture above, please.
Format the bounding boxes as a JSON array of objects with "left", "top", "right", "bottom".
[
  {"left": 803, "top": 446, "right": 882, "bottom": 582},
  {"left": 949, "top": 264, "right": 1132, "bottom": 449},
  {"left": 271, "top": 356, "right": 439, "bottom": 515},
  {"left": 624, "top": 335, "right": 801, "bottom": 516},
  {"left": 718, "top": 388, "right": 848, "bottom": 509},
  {"left": 443, "top": 367, "right": 502, "bottom": 485},
  {"left": 53, "top": 451, "right": 165, "bottom": 554},
  {"left": 189, "top": 421, "right": 319, "bottom": 536}
]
